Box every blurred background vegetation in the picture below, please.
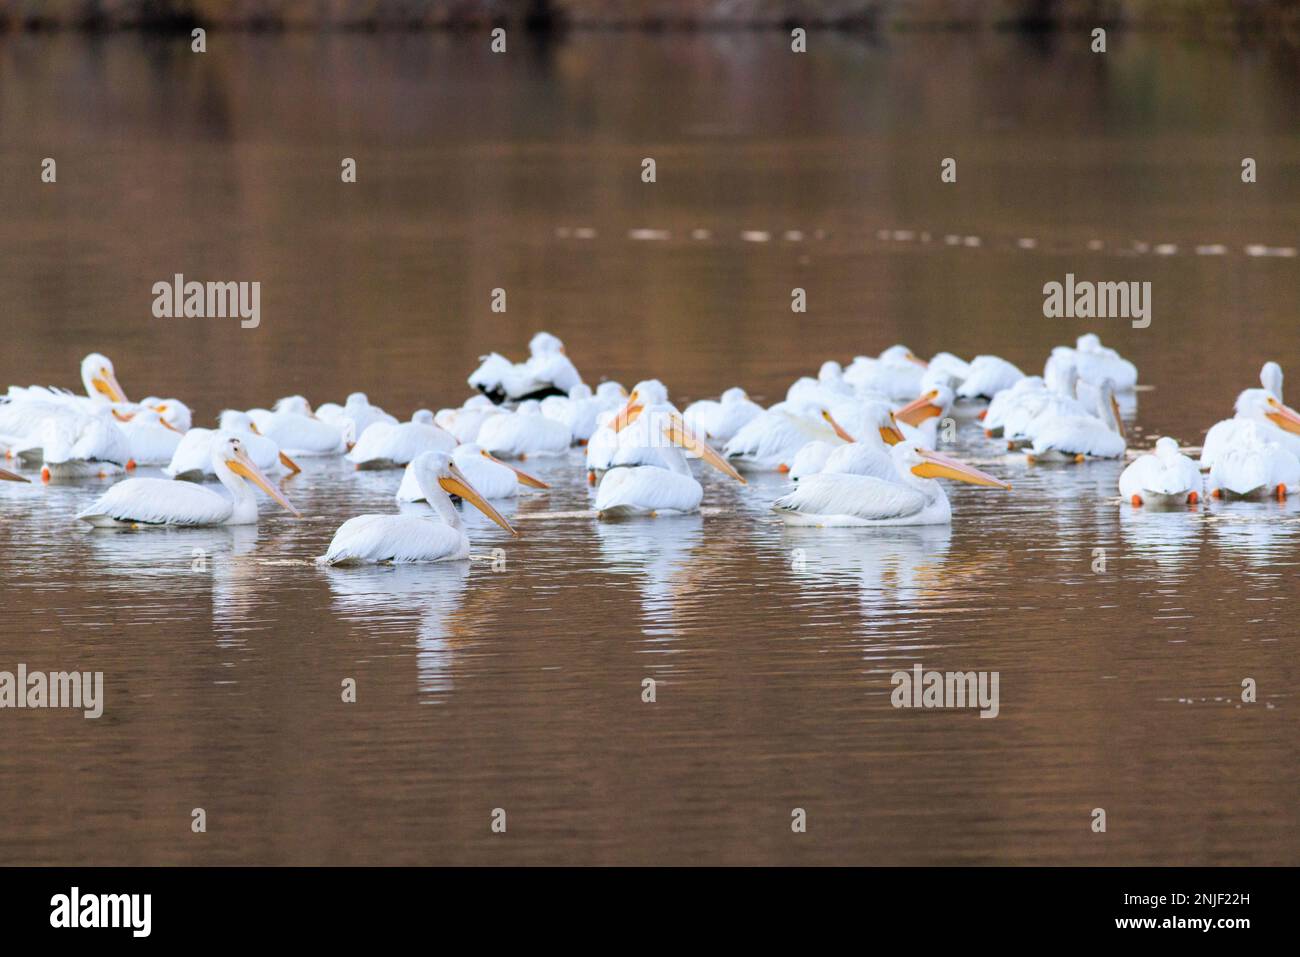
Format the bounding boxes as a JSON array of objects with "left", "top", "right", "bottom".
[{"left": 0, "top": 0, "right": 1297, "bottom": 34}]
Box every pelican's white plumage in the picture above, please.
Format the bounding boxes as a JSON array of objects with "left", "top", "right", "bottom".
[
  {"left": 118, "top": 408, "right": 183, "bottom": 466},
  {"left": 77, "top": 434, "right": 299, "bottom": 527},
  {"left": 476, "top": 400, "right": 572, "bottom": 459},
  {"left": 1069, "top": 333, "right": 1139, "bottom": 392},
  {"left": 1028, "top": 379, "right": 1126, "bottom": 461},
  {"left": 320, "top": 451, "right": 517, "bottom": 565},
  {"left": 435, "top": 395, "right": 499, "bottom": 444},
  {"left": 843, "top": 346, "right": 928, "bottom": 401},
  {"left": 772, "top": 442, "right": 1010, "bottom": 526},
  {"left": 955, "top": 355, "right": 1026, "bottom": 401},
  {"left": 347, "top": 410, "right": 456, "bottom": 469},
  {"left": 1118, "top": 437, "right": 1202, "bottom": 506},
  {"left": 683, "top": 386, "right": 764, "bottom": 444},
  {"left": 723, "top": 401, "right": 845, "bottom": 472},
  {"left": 1206, "top": 422, "right": 1300, "bottom": 500},
  {"left": 11, "top": 409, "right": 133, "bottom": 479},
  {"left": 981, "top": 376, "right": 1045, "bottom": 437},
  {"left": 788, "top": 440, "right": 837, "bottom": 482},
  {"left": 248, "top": 397, "right": 353, "bottom": 456},
  {"left": 469, "top": 331, "right": 583, "bottom": 404},
  {"left": 318, "top": 392, "right": 398, "bottom": 438},
  {"left": 540, "top": 383, "right": 610, "bottom": 444}
]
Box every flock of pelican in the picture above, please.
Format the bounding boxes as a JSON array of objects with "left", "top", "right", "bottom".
[{"left": 3, "top": 330, "right": 1299, "bottom": 564}]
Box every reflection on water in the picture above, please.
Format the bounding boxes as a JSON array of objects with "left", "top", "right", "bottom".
[{"left": 1, "top": 30, "right": 1297, "bottom": 865}]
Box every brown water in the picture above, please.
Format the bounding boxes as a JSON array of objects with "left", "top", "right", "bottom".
[{"left": 0, "top": 30, "right": 1297, "bottom": 865}]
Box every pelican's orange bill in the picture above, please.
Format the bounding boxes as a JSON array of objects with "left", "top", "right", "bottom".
[
  {"left": 895, "top": 391, "right": 943, "bottom": 427},
  {"left": 911, "top": 448, "right": 1011, "bottom": 489},
  {"left": 483, "top": 450, "right": 548, "bottom": 489},
  {"left": 440, "top": 462, "right": 518, "bottom": 534}
]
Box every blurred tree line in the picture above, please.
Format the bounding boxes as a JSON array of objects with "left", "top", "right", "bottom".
[{"left": 1, "top": 0, "right": 1297, "bottom": 32}]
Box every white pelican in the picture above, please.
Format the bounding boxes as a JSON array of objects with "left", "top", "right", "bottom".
[
  {"left": 772, "top": 442, "right": 1010, "bottom": 526},
  {"left": 347, "top": 410, "right": 457, "bottom": 470},
  {"left": 165, "top": 411, "right": 300, "bottom": 481},
  {"left": 248, "top": 397, "right": 353, "bottom": 456},
  {"left": 4, "top": 353, "right": 128, "bottom": 412},
  {"left": 318, "top": 451, "right": 516, "bottom": 565},
  {"left": 1, "top": 353, "right": 133, "bottom": 468},
  {"left": 118, "top": 407, "right": 184, "bottom": 466},
  {"left": 469, "top": 331, "right": 583, "bottom": 404},
  {"left": 1119, "top": 437, "right": 1203, "bottom": 506},
  {"left": 925, "top": 352, "right": 973, "bottom": 389},
  {"left": 683, "top": 386, "right": 764, "bottom": 443},
  {"left": 1027, "top": 379, "right": 1126, "bottom": 462},
  {"left": 786, "top": 361, "right": 855, "bottom": 408},
  {"left": 317, "top": 392, "right": 397, "bottom": 438},
  {"left": 1206, "top": 422, "right": 1300, "bottom": 501},
  {"left": 397, "top": 443, "right": 548, "bottom": 501},
  {"left": 843, "top": 345, "right": 928, "bottom": 401},
  {"left": 476, "top": 399, "right": 572, "bottom": 459},
  {"left": 77, "top": 434, "right": 299, "bottom": 527},
  {"left": 540, "top": 383, "right": 610, "bottom": 444},
  {"left": 954, "top": 355, "right": 1026, "bottom": 402},
  {"left": 13, "top": 411, "right": 134, "bottom": 480},
  {"left": 1201, "top": 363, "right": 1300, "bottom": 466},
  {"left": 594, "top": 406, "right": 746, "bottom": 517},
  {"left": 892, "top": 386, "right": 954, "bottom": 447},
  {"left": 981, "top": 376, "right": 1045, "bottom": 437},
  {"left": 1, "top": 467, "right": 29, "bottom": 483},
  {"left": 1069, "top": 333, "right": 1138, "bottom": 392},
  {"left": 723, "top": 400, "right": 845, "bottom": 473},
  {"left": 435, "top": 394, "right": 499, "bottom": 444},
  {"left": 118, "top": 396, "right": 192, "bottom": 433},
  {"left": 1004, "top": 364, "right": 1089, "bottom": 448},
  {"left": 586, "top": 380, "right": 673, "bottom": 477},
  {"left": 788, "top": 440, "right": 837, "bottom": 482}
]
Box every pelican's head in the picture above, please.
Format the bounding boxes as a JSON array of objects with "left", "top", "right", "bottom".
[
  {"left": 81, "top": 353, "right": 127, "bottom": 404},
  {"left": 721, "top": 386, "right": 749, "bottom": 404},
  {"left": 274, "top": 395, "right": 313, "bottom": 417},
  {"left": 1076, "top": 333, "right": 1103, "bottom": 352},
  {"left": 1260, "top": 361, "right": 1284, "bottom": 402},
  {"left": 214, "top": 434, "right": 300, "bottom": 516},
  {"left": 1154, "top": 436, "right": 1181, "bottom": 457},
  {"left": 611, "top": 380, "right": 667, "bottom": 431},
  {"left": 882, "top": 344, "right": 927, "bottom": 368},
  {"left": 596, "top": 381, "right": 627, "bottom": 404},
  {"left": 345, "top": 392, "right": 370, "bottom": 407},
  {"left": 894, "top": 387, "right": 953, "bottom": 428},
  {"left": 851, "top": 401, "right": 904, "bottom": 445},
  {"left": 895, "top": 443, "right": 1011, "bottom": 489},
  {"left": 818, "top": 360, "right": 844, "bottom": 383},
  {"left": 142, "top": 397, "right": 191, "bottom": 432},
  {"left": 1263, "top": 395, "right": 1300, "bottom": 434},
  {"left": 0, "top": 467, "right": 30, "bottom": 483},
  {"left": 219, "top": 409, "right": 255, "bottom": 433},
  {"left": 412, "top": 450, "right": 518, "bottom": 534},
  {"left": 529, "top": 331, "right": 565, "bottom": 356},
  {"left": 411, "top": 409, "right": 435, "bottom": 425}
]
